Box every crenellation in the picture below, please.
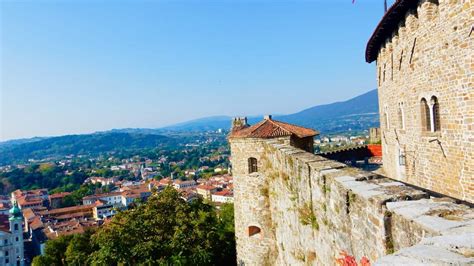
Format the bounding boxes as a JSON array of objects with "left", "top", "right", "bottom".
[{"left": 231, "top": 130, "right": 472, "bottom": 265}]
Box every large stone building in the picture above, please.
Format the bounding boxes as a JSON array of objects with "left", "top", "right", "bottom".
[
  {"left": 229, "top": 1, "right": 473, "bottom": 265},
  {"left": 365, "top": 0, "right": 473, "bottom": 203}
]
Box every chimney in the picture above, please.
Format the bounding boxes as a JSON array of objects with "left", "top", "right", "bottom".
[
  {"left": 264, "top": 115, "right": 272, "bottom": 120},
  {"left": 231, "top": 117, "right": 248, "bottom": 131}
]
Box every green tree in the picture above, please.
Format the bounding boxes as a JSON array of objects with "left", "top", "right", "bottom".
[
  {"left": 32, "top": 187, "right": 236, "bottom": 266},
  {"left": 65, "top": 230, "right": 96, "bottom": 265},
  {"left": 32, "top": 235, "right": 73, "bottom": 266},
  {"left": 215, "top": 203, "right": 236, "bottom": 265},
  {"left": 91, "top": 187, "right": 233, "bottom": 265}
]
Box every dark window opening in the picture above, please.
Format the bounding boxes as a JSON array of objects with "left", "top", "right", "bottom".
[
  {"left": 248, "top": 157, "right": 258, "bottom": 173},
  {"left": 421, "top": 98, "right": 430, "bottom": 131},
  {"left": 248, "top": 226, "right": 261, "bottom": 237},
  {"left": 431, "top": 96, "right": 441, "bottom": 132}
]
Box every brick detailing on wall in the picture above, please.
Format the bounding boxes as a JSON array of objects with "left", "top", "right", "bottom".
[
  {"left": 372, "top": 0, "right": 473, "bottom": 203},
  {"left": 230, "top": 138, "right": 474, "bottom": 265}
]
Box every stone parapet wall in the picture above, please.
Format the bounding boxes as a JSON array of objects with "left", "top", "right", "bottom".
[{"left": 233, "top": 139, "right": 473, "bottom": 265}]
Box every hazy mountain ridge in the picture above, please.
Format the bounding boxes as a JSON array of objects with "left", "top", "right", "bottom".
[
  {"left": 0, "top": 89, "right": 379, "bottom": 165},
  {"left": 162, "top": 89, "right": 380, "bottom": 133}
]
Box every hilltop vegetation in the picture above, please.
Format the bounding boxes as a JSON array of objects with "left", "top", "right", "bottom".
[
  {"left": 33, "top": 187, "right": 236, "bottom": 266},
  {"left": 0, "top": 133, "right": 173, "bottom": 166},
  {"left": 0, "top": 163, "right": 89, "bottom": 193}
]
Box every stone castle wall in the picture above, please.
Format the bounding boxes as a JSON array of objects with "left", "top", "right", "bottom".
[
  {"left": 375, "top": 0, "right": 473, "bottom": 202},
  {"left": 230, "top": 138, "right": 473, "bottom": 265}
]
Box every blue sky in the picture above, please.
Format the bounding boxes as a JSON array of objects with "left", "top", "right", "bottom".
[{"left": 1, "top": 0, "right": 387, "bottom": 141}]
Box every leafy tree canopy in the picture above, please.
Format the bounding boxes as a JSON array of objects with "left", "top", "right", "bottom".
[{"left": 32, "top": 187, "right": 236, "bottom": 266}]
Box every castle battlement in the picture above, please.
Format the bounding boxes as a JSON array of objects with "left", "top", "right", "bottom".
[{"left": 230, "top": 137, "right": 473, "bottom": 265}]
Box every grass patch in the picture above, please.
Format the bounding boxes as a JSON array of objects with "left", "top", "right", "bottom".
[
  {"left": 288, "top": 156, "right": 294, "bottom": 169},
  {"left": 298, "top": 202, "right": 319, "bottom": 230}
]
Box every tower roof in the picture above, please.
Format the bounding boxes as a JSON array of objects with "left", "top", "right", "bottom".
[
  {"left": 366, "top": 0, "right": 419, "bottom": 63},
  {"left": 229, "top": 117, "right": 318, "bottom": 139},
  {"left": 9, "top": 202, "right": 22, "bottom": 220}
]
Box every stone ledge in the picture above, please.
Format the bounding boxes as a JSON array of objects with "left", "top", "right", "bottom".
[
  {"left": 261, "top": 140, "right": 473, "bottom": 265},
  {"left": 375, "top": 233, "right": 474, "bottom": 266},
  {"left": 387, "top": 199, "right": 474, "bottom": 235}
]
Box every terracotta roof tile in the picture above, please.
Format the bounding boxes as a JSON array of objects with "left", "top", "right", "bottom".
[
  {"left": 229, "top": 118, "right": 318, "bottom": 139},
  {"left": 197, "top": 185, "right": 217, "bottom": 191},
  {"left": 49, "top": 192, "right": 71, "bottom": 199}
]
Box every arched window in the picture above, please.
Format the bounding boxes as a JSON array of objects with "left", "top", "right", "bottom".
[
  {"left": 248, "top": 157, "right": 258, "bottom": 173},
  {"left": 420, "top": 98, "right": 430, "bottom": 131},
  {"left": 431, "top": 96, "right": 440, "bottom": 132},
  {"left": 248, "top": 226, "right": 261, "bottom": 237}
]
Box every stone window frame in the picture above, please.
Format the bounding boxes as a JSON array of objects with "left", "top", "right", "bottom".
[
  {"left": 430, "top": 96, "right": 441, "bottom": 132},
  {"left": 420, "top": 94, "right": 441, "bottom": 133},
  {"left": 248, "top": 157, "right": 258, "bottom": 174},
  {"left": 420, "top": 98, "right": 431, "bottom": 132}
]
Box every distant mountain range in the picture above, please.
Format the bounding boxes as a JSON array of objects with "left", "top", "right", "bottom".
[
  {"left": 161, "top": 89, "right": 380, "bottom": 133},
  {"left": 0, "top": 89, "right": 379, "bottom": 165}
]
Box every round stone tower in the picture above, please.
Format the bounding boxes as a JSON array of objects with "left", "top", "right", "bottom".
[{"left": 228, "top": 116, "right": 317, "bottom": 265}]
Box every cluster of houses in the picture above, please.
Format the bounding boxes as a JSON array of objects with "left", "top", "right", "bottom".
[
  {"left": 162, "top": 174, "right": 234, "bottom": 204},
  {"left": 83, "top": 174, "right": 234, "bottom": 205},
  {"left": 315, "top": 135, "right": 368, "bottom": 145},
  {"left": 1, "top": 174, "right": 233, "bottom": 262}
]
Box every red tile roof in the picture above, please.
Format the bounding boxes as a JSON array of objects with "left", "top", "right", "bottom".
[
  {"left": 17, "top": 196, "right": 43, "bottom": 207},
  {"left": 49, "top": 192, "right": 71, "bottom": 199},
  {"left": 213, "top": 189, "right": 233, "bottom": 197},
  {"left": 197, "top": 185, "right": 217, "bottom": 191},
  {"left": 39, "top": 204, "right": 95, "bottom": 216},
  {"left": 229, "top": 118, "right": 318, "bottom": 139}
]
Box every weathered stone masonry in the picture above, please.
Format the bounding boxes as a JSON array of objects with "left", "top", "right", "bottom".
[
  {"left": 230, "top": 136, "right": 473, "bottom": 265},
  {"left": 367, "top": 0, "right": 473, "bottom": 203}
]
